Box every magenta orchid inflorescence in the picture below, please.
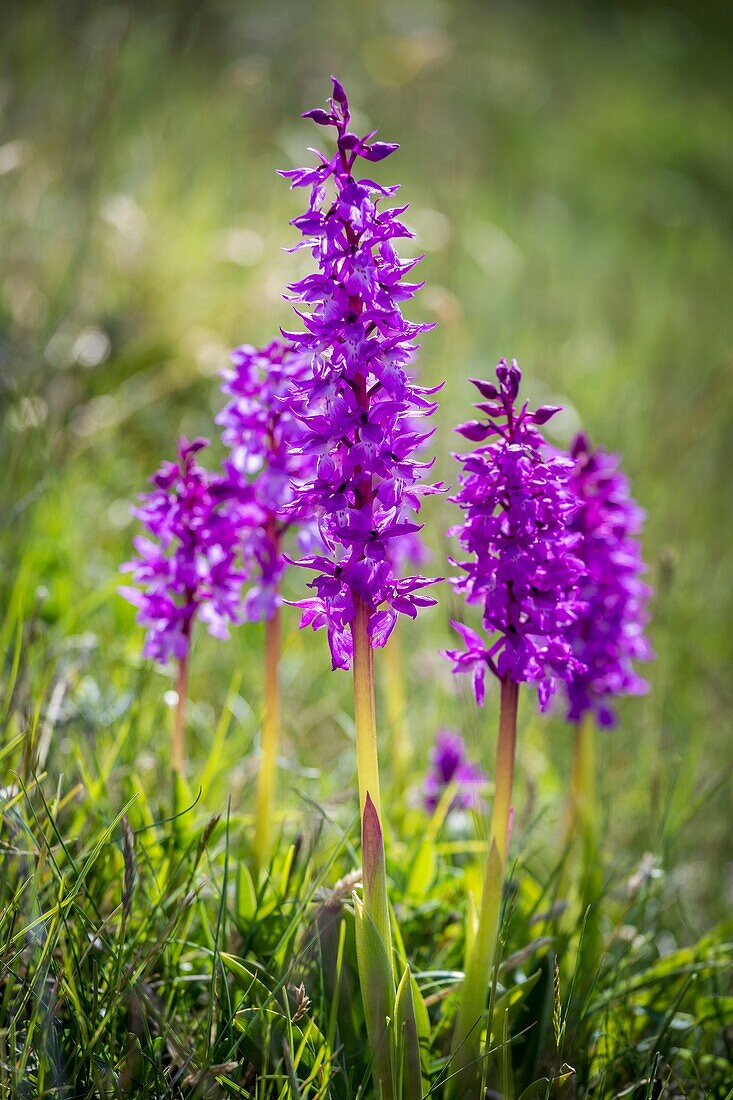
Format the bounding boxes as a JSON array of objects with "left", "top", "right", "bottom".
[
  {"left": 278, "top": 77, "right": 443, "bottom": 669},
  {"left": 445, "top": 359, "right": 587, "bottom": 708},
  {"left": 563, "top": 432, "right": 653, "bottom": 726},
  {"left": 217, "top": 339, "right": 319, "bottom": 621},
  {"left": 120, "top": 437, "right": 256, "bottom": 662}
]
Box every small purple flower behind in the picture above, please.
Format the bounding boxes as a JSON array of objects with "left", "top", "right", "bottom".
[
  {"left": 563, "top": 432, "right": 653, "bottom": 726},
  {"left": 120, "top": 437, "right": 257, "bottom": 662},
  {"left": 445, "top": 359, "right": 587, "bottom": 709},
  {"left": 217, "top": 339, "right": 318, "bottom": 621},
  {"left": 423, "top": 729, "right": 485, "bottom": 814}
]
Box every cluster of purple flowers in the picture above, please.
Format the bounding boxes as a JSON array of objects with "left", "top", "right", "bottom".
[
  {"left": 217, "top": 339, "right": 318, "bottom": 621},
  {"left": 445, "top": 360, "right": 587, "bottom": 709},
  {"left": 423, "top": 729, "right": 485, "bottom": 814},
  {"left": 119, "top": 79, "right": 653, "bottom": 737},
  {"left": 120, "top": 438, "right": 256, "bottom": 662},
  {"left": 562, "top": 433, "right": 652, "bottom": 725},
  {"left": 278, "top": 77, "right": 443, "bottom": 669}
]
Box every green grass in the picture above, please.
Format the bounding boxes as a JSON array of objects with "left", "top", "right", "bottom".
[
  {"left": 1, "top": 697, "right": 731, "bottom": 1096},
  {"left": 1, "top": 1, "right": 733, "bottom": 1095}
]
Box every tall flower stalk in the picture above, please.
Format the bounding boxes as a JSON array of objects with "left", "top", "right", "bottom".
[
  {"left": 352, "top": 596, "right": 381, "bottom": 816},
  {"left": 445, "top": 361, "right": 586, "bottom": 1093},
  {"left": 385, "top": 524, "right": 430, "bottom": 786},
  {"left": 280, "top": 77, "right": 442, "bottom": 1099},
  {"left": 172, "top": 626, "right": 191, "bottom": 773},
  {"left": 218, "top": 340, "right": 317, "bottom": 868},
  {"left": 258, "top": 590, "right": 280, "bottom": 867},
  {"left": 120, "top": 437, "right": 254, "bottom": 775},
  {"left": 559, "top": 433, "right": 652, "bottom": 969},
  {"left": 565, "top": 711, "right": 598, "bottom": 888}
]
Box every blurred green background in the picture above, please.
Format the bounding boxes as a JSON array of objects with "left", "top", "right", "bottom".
[{"left": 2, "top": 2, "right": 731, "bottom": 924}]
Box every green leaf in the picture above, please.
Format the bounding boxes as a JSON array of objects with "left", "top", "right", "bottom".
[
  {"left": 279, "top": 843, "right": 297, "bottom": 894},
  {"left": 354, "top": 893, "right": 396, "bottom": 1100},
  {"left": 236, "top": 861, "right": 257, "bottom": 923},
  {"left": 406, "top": 837, "right": 437, "bottom": 899},
  {"left": 410, "top": 971, "right": 431, "bottom": 1051},
  {"left": 220, "top": 952, "right": 276, "bottom": 1006},
  {"left": 497, "top": 1003, "right": 514, "bottom": 1100},
  {"left": 516, "top": 1065, "right": 574, "bottom": 1099},
  {"left": 492, "top": 968, "right": 542, "bottom": 1021},
  {"left": 516, "top": 1078, "right": 551, "bottom": 1100},
  {"left": 394, "top": 965, "right": 424, "bottom": 1100},
  {"left": 362, "top": 794, "right": 391, "bottom": 949}
]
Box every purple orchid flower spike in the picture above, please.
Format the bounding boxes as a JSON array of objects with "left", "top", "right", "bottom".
[
  {"left": 278, "top": 77, "right": 444, "bottom": 671},
  {"left": 120, "top": 437, "right": 256, "bottom": 661},
  {"left": 445, "top": 360, "right": 587, "bottom": 710},
  {"left": 563, "top": 432, "right": 653, "bottom": 726},
  {"left": 445, "top": 360, "right": 589, "bottom": 1089},
  {"left": 217, "top": 339, "right": 319, "bottom": 621},
  {"left": 120, "top": 437, "right": 257, "bottom": 773}
]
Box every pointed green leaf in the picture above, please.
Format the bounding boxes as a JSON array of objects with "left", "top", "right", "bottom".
[
  {"left": 492, "top": 968, "right": 542, "bottom": 1022},
  {"left": 354, "top": 893, "right": 396, "bottom": 1100},
  {"left": 220, "top": 953, "right": 276, "bottom": 1006},
  {"left": 362, "top": 794, "right": 391, "bottom": 950},
  {"left": 394, "top": 965, "right": 427, "bottom": 1100},
  {"left": 516, "top": 1078, "right": 551, "bottom": 1100},
  {"left": 406, "top": 837, "right": 437, "bottom": 899},
  {"left": 279, "top": 843, "right": 297, "bottom": 893},
  {"left": 236, "top": 861, "right": 257, "bottom": 923}
]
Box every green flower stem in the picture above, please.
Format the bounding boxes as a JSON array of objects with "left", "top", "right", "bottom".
[
  {"left": 570, "top": 711, "right": 596, "bottom": 843},
  {"left": 558, "top": 712, "right": 598, "bottom": 899},
  {"left": 172, "top": 647, "right": 189, "bottom": 776},
  {"left": 451, "top": 678, "right": 519, "bottom": 1096},
  {"left": 254, "top": 605, "right": 280, "bottom": 871},
  {"left": 384, "top": 629, "right": 411, "bottom": 790},
  {"left": 353, "top": 596, "right": 381, "bottom": 819},
  {"left": 568, "top": 713, "right": 602, "bottom": 1002},
  {"left": 352, "top": 596, "right": 396, "bottom": 1100}
]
